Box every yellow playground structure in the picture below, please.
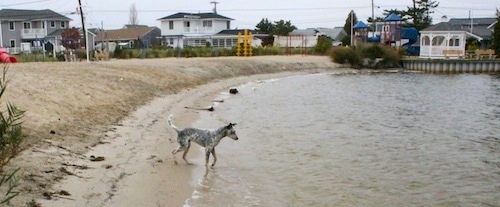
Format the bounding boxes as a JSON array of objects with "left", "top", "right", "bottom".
[{"left": 236, "top": 29, "right": 253, "bottom": 56}]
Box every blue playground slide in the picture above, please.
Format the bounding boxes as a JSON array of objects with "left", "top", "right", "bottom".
[
  {"left": 401, "top": 27, "right": 419, "bottom": 56},
  {"left": 367, "top": 27, "right": 420, "bottom": 56}
]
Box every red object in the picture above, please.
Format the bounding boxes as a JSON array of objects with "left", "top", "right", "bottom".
[{"left": 0, "top": 48, "right": 18, "bottom": 63}]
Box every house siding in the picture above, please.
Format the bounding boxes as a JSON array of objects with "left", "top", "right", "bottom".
[
  {"left": 0, "top": 9, "right": 72, "bottom": 53},
  {"left": 1, "top": 21, "right": 21, "bottom": 47}
]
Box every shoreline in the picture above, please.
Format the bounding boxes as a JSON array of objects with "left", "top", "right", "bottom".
[
  {"left": 2, "top": 56, "right": 341, "bottom": 206},
  {"left": 37, "top": 70, "right": 325, "bottom": 207}
]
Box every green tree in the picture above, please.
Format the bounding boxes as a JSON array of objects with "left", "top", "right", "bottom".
[
  {"left": 491, "top": 9, "right": 500, "bottom": 54},
  {"left": 382, "top": 0, "right": 438, "bottom": 30},
  {"left": 255, "top": 18, "right": 275, "bottom": 34},
  {"left": 274, "top": 20, "right": 297, "bottom": 36},
  {"left": 255, "top": 18, "right": 296, "bottom": 36},
  {"left": 255, "top": 18, "right": 296, "bottom": 46},
  {"left": 343, "top": 10, "right": 358, "bottom": 37},
  {"left": 409, "top": 0, "right": 438, "bottom": 30},
  {"left": 343, "top": 10, "right": 358, "bottom": 45}
]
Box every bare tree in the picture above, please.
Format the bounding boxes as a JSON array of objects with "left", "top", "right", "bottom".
[{"left": 129, "top": 3, "right": 138, "bottom": 25}]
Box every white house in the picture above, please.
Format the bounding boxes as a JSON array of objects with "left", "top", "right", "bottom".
[{"left": 157, "top": 12, "right": 234, "bottom": 48}]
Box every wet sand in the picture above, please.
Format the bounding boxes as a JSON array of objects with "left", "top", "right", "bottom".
[{"left": 1, "top": 56, "right": 339, "bottom": 206}]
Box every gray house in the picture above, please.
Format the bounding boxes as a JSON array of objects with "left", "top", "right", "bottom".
[
  {"left": 0, "top": 9, "right": 71, "bottom": 54},
  {"left": 94, "top": 25, "right": 161, "bottom": 52}
]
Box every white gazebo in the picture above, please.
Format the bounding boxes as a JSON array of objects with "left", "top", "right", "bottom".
[{"left": 419, "top": 22, "right": 482, "bottom": 59}]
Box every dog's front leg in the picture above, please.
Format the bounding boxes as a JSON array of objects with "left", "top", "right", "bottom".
[{"left": 204, "top": 148, "right": 211, "bottom": 177}]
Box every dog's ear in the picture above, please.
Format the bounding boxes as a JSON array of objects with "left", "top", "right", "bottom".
[{"left": 227, "top": 123, "right": 237, "bottom": 128}]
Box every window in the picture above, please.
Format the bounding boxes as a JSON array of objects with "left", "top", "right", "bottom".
[
  {"left": 23, "top": 22, "right": 31, "bottom": 29},
  {"left": 203, "top": 20, "right": 212, "bottom": 27},
  {"left": 169, "top": 38, "right": 174, "bottom": 45},
  {"left": 212, "top": 39, "right": 221, "bottom": 47},
  {"left": 42, "top": 21, "right": 45, "bottom": 29},
  {"left": 226, "top": 21, "right": 230, "bottom": 29},
  {"left": 9, "top": 39, "right": 15, "bottom": 47},
  {"left": 184, "top": 21, "right": 190, "bottom": 27},
  {"left": 60, "top": 21, "right": 66, "bottom": 28},
  {"left": 432, "top": 36, "right": 445, "bottom": 46},
  {"left": 422, "top": 36, "right": 430, "bottom": 46},
  {"left": 8, "top": 22, "right": 14, "bottom": 31},
  {"left": 169, "top": 21, "right": 174, "bottom": 30},
  {"left": 50, "top": 21, "right": 55, "bottom": 28},
  {"left": 449, "top": 36, "right": 460, "bottom": 47}
]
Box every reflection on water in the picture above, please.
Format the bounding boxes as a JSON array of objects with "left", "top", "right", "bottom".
[{"left": 185, "top": 72, "right": 500, "bottom": 207}]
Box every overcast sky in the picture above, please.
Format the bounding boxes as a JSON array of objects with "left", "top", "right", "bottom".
[{"left": 2, "top": 0, "right": 499, "bottom": 30}]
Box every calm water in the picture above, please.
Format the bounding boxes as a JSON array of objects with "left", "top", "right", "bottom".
[{"left": 185, "top": 72, "right": 500, "bottom": 207}]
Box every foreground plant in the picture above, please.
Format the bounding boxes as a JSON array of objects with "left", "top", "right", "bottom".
[
  {"left": 0, "top": 64, "right": 25, "bottom": 166},
  {"left": 0, "top": 168, "right": 20, "bottom": 204},
  {"left": 0, "top": 64, "right": 25, "bottom": 204}
]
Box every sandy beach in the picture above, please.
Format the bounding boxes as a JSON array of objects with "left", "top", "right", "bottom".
[{"left": 1, "top": 56, "right": 339, "bottom": 206}]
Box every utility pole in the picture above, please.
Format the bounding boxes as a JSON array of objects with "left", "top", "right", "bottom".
[
  {"left": 210, "top": 1, "right": 219, "bottom": 14},
  {"left": 350, "top": 10, "right": 354, "bottom": 46},
  {"left": 371, "top": 0, "right": 374, "bottom": 23},
  {"left": 78, "top": 0, "right": 89, "bottom": 62}
]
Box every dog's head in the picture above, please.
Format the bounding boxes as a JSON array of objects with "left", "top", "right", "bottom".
[{"left": 225, "top": 123, "right": 239, "bottom": 140}]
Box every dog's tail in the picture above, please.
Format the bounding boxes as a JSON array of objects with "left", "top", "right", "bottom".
[{"left": 168, "top": 114, "right": 180, "bottom": 133}]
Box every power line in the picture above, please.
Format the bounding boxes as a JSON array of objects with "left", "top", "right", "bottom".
[{"left": 0, "top": 0, "right": 51, "bottom": 7}]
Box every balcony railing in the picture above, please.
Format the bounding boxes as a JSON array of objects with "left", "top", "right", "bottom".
[
  {"left": 21, "top": 28, "right": 47, "bottom": 39},
  {"left": 183, "top": 27, "right": 213, "bottom": 34}
]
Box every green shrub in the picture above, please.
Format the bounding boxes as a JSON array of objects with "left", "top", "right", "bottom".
[
  {"left": 314, "top": 36, "right": 333, "bottom": 55},
  {"left": 379, "top": 46, "right": 401, "bottom": 68},
  {"left": 329, "top": 44, "right": 402, "bottom": 69},
  {"left": 359, "top": 43, "right": 385, "bottom": 59},
  {"left": 75, "top": 49, "right": 87, "bottom": 60},
  {"left": 329, "top": 46, "right": 361, "bottom": 67}
]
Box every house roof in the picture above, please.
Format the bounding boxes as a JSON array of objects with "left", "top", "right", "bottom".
[
  {"left": 448, "top": 17, "right": 496, "bottom": 25},
  {"left": 316, "top": 27, "right": 347, "bottom": 40},
  {"left": 288, "top": 27, "right": 347, "bottom": 40},
  {"left": 422, "top": 21, "right": 493, "bottom": 39},
  {"left": 289, "top": 29, "right": 317, "bottom": 36},
  {"left": 94, "top": 27, "right": 159, "bottom": 41},
  {"left": 422, "top": 22, "right": 463, "bottom": 31},
  {"left": 0, "top": 9, "right": 71, "bottom": 21},
  {"left": 385, "top": 13, "right": 402, "bottom": 22},
  {"left": 157, "top": 12, "right": 233, "bottom": 20},
  {"left": 353, "top": 21, "right": 369, "bottom": 29}
]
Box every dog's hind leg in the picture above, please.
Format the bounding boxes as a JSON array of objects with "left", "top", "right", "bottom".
[{"left": 210, "top": 148, "right": 217, "bottom": 168}]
